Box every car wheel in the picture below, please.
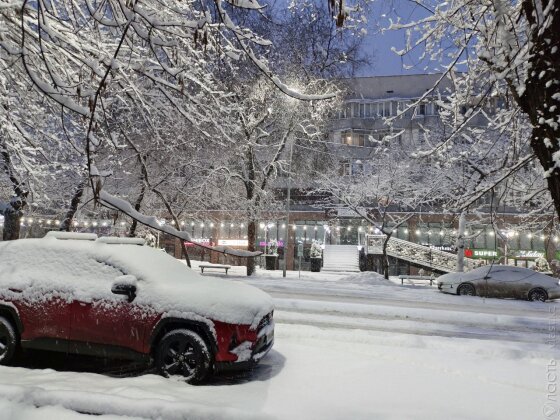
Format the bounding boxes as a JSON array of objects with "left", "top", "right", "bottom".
[
  {"left": 457, "top": 283, "right": 475, "bottom": 296},
  {"left": 155, "top": 329, "right": 211, "bottom": 384},
  {"left": 528, "top": 288, "right": 548, "bottom": 302},
  {"left": 0, "top": 316, "right": 17, "bottom": 365}
]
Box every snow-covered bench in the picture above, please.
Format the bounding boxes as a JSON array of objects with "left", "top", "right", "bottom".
[
  {"left": 199, "top": 264, "right": 232, "bottom": 275},
  {"left": 398, "top": 274, "right": 435, "bottom": 286}
]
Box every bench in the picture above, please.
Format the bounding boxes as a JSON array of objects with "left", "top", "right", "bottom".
[
  {"left": 398, "top": 274, "right": 435, "bottom": 286},
  {"left": 199, "top": 264, "right": 232, "bottom": 275}
]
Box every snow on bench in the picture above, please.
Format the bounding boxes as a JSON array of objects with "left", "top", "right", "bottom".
[
  {"left": 199, "top": 264, "right": 232, "bottom": 275},
  {"left": 398, "top": 274, "right": 435, "bottom": 286}
]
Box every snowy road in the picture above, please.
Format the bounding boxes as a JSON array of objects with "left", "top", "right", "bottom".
[{"left": 0, "top": 265, "right": 558, "bottom": 419}]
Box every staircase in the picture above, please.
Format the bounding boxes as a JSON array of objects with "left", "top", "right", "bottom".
[
  {"left": 322, "top": 245, "right": 360, "bottom": 272},
  {"left": 365, "top": 235, "right": 478, "bottom": 273}
]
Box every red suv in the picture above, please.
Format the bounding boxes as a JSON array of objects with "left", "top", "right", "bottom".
[{"left": 0, "top": 232, "right": 274, "bottom": 382}]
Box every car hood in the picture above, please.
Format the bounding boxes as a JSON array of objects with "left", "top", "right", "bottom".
[{"left": 135, "top": 275, "right": 274, "bottom": 329}]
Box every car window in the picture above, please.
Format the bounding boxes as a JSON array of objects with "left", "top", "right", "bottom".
[
  {"left": 489, "top": 266, "right": 536, "bottom": 282},
  {"left": 0, "top": 243, "right": 121, "bottom": 298}
]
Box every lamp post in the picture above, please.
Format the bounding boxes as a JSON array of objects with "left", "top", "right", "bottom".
[{"left": 283, "top": 140, "right": 294, "bottom": 278}]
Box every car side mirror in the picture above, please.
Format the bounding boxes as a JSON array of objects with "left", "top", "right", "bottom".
[{"left": 111, "top": 275, "right": 137, "bottom": 303}]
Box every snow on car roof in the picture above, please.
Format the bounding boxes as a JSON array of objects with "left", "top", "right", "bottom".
[{"left": 0, "top": 237, "right": 273, "bottom": 328}]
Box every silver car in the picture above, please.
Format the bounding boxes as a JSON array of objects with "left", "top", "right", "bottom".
[{"left": 437, "top": 265, "right": 560, "bottom": 301}]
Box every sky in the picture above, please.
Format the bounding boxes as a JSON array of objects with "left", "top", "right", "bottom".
[{"left": 357, "top": 0, "right": 439, "bottom": 77}]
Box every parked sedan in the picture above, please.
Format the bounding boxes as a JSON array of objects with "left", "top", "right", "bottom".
[{"left": 437, "top": 265, "right": 560, "bottom": 301}]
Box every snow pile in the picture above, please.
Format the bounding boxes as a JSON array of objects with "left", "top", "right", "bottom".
[{"left": 0, "top": 238, "right": 273, "bottom": 327}]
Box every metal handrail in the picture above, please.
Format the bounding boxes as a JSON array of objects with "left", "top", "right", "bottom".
[{"left": 365, "top": 234, "right": 477, "bottom": 273}]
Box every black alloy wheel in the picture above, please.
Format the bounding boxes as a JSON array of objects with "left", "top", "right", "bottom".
[
  {"left": 155, "top": 329, "right": 210, "bottom": 384},
  {"left": 0, "top": 316, "right": 16, "bottom": 365},
  {"left": 457, "top": 283, "right": 476, "bottom": 296},
  {"left": 528, "top": 288, "right": 548, "bottom": 302}
]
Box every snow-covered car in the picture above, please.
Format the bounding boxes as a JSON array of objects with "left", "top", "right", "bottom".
[
  {"left": 0, "top": 232, "right": 274, "bottom": 383},
  {"left": 437, "top": 264, "right": 560, "bottom": 302}
]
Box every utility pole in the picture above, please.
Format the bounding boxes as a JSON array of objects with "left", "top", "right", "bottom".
[{"left": 283, "top": 140, "right": 294, "bottom": 278}]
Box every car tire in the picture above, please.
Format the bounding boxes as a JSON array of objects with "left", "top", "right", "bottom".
[
  {"left": 528, "top": 288, "right": 548, "bottom": 302},
  {"left": 0, "top": 316, "right": 17, "bottom": 365},
  {"left": 457, "top": 283, "right": 475, "bottom": 296},
  {"left": 155, "top": 329, "right": 211, "bottom": 384}
]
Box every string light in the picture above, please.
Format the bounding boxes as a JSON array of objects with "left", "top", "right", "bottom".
[{"left": 16, "top": 216, "right": 560, "bottom": 249}]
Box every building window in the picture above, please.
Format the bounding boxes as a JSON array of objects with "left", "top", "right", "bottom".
[
  {"left": 341, "top": 161, "right": 352, "bottom": 176},
  {"left": 342, "top": 131, "right": 352, "bottom": 145},
  {"left": 352, "top": 161, "right": 364, "bottom": 175},
  {"left": 357, "top": 133, "right": 365, "bottom": 146}
]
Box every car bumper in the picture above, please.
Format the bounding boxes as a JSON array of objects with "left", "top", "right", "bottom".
[
  {"left": 214, "top": 338, "right": 274, "bottom": 373},
  {"left": 215, "top": 322, "right": 274, "bottom": 373},
  {"left": 438, "top": 282, "right": 455, "bottom": 294}
]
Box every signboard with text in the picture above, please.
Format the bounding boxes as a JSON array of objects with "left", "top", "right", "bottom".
[
  {"left": 259, "top": 241, "right": 284, "bottom": 247},
  {"left": 512, "top": 250, "right": 545, "bottom": 259},
  {"left": 465, "top": 249, "right": 499, "bottom": 259},
  {"left": 217, "top": 239, "right": 248, "bottom": 247}
]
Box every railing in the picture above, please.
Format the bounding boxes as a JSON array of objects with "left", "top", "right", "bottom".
[{"left": 365, "top": 234, "right": 478, "bottom": 273}]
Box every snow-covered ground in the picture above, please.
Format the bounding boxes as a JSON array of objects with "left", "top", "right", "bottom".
[{"left": 1, "top": 262, "right": 557, "bottom": 419}]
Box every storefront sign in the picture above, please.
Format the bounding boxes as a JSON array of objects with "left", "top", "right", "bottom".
[
  {"left": 512, "top": 250, "right": 545, "bottom": 259},
  {"left": 259, "top": 241, "right": 284, "bottom": 247},
  {"left": 217, "top": 239, "right": 248, "bottom": 247},
  {"left": 465, "top": 249, "right": 499, "bottom": 259},
  {"left": 421, "top": 243, "right": 455, "bottom": 253}
]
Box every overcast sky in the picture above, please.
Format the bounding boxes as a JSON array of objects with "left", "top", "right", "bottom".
[{"left": 357, "top": 0, "right": 437, "bottom": 77}]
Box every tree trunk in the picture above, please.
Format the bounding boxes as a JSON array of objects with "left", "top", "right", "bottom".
[
  {"left": 2, "top": 198, "right": 25, "bottom": 241},
  {"left": 530, "top": 125, "right": 560, "bottom": 217},
  {"left": 1, "top": 141, "right": 27, "bottom": 240},
  {"left": 382, "top": 234, "right": 391, "bottom": 280},
  {"left": 247, "top": 220, "right": 256, "bottom": 276},
  {"left": 180, "top": 239, "right": 191, "bottom": 268},
  {"left": 456, "top": 211, "right": 466, "bottom": 272},
  {"left": 517, "top": 0, "right": 560, "bottom": 218},
  {"left": 128, "top": 182, "right": 146, "bottom": 237},
  {"left": 60, "top": 180, "right": 86, "bottom": 232}
]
